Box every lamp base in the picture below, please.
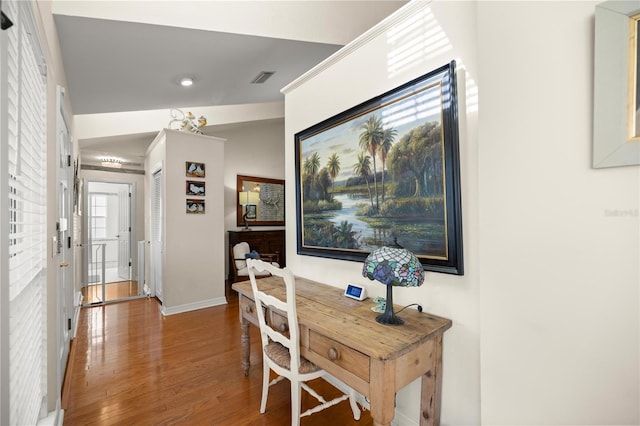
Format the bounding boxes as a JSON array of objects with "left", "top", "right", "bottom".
[
  {"left": 242, "top": 212, "right": 251, "bottom": 231},
  {"left": 375, "top": 284, "right": 404, "bottom": 325}
]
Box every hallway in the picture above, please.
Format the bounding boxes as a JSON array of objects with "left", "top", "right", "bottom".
[{"left": 62, "top": 293, "right": 372, "bottom": 425}]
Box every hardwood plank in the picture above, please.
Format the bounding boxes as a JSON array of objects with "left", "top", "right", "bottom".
[
  {"left": 63, "top": 290, "right": 372, "bottom": 425},
  {"left": 82, "top": 280, "right": 140, "bottom": 304}
]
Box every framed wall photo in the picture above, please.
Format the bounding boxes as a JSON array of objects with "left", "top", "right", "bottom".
[
  {"left": 294, "top": 61, "right": 463, "bottom": 275},
  {"left": 186, "top": 199, "right": 205, "bottom": 214},
  {"left": 186, "top": 180, "right": 205, "bottom": 196},
  {"left": 186, "top": 161, "right": 205, "bottom": 177}
]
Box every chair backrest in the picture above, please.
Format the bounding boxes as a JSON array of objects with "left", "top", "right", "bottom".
[
  {"left": 232, "top": 242, "right": 251, "bottom": 271},
  {"left": 246, "top": 259, "right": 302, "bottom": 373}
]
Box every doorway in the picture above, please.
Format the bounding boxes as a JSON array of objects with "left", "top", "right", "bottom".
[{"left": 83, "top": 181, "right": 139, "bottom": 305}]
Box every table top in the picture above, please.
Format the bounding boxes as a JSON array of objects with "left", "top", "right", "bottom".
[{"left": 232, "top": 276, "right": 452, "bottom": 361}]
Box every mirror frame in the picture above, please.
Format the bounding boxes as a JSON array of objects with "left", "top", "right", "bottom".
[
  {"left": 593, "top": 1, "right": 640, "bottom": 168},
  {"left": 236, "top": 175, "right": 285, "bottom": 227}
]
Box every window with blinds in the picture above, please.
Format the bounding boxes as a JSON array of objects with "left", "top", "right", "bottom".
[{"left": 0, "top": 1, "right": 48, "bottom": 425}]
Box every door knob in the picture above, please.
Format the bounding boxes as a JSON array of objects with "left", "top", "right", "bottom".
[{"left": 60, "top": 262, "right": 69, "bottom": 267}]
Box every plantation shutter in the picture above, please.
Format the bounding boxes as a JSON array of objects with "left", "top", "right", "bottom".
[{"left": 0, "top": 1, "right": 48, "bottom": 424}]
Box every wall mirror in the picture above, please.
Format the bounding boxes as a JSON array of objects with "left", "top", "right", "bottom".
[
  {"left": 236, "top": 175, "right": 285, "bottom": 227},
  {"left": 593, "top": 0, "right": 640, "bottom": 168}
]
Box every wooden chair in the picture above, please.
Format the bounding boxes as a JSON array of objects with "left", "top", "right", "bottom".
[
  {"left": 246, "top": 259, "right": 361, "bottom": 426},
  {"left": 230, "top": 242, "right": 279, "bottom": 283}
]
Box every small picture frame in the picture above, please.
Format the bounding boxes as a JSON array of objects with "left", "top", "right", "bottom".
[
  {"left": 186, "top": 180, "right": 205, "bottom": 196},
  {"left": 245, "top": 204, "right": 257, "bottom": 220},
  {"left": 186, "top": 199, "right": 205, "bottom": 214},
  {"left": 186, "top": 161, "right": 205, "bottom": 178}
]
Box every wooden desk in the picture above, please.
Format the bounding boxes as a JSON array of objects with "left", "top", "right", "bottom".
[{"left": 232, "top": 277, "right": 452, "bottom": 426}]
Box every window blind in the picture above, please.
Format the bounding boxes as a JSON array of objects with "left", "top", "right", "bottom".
[{"left": 1, "top": 1, "right": 48, "bottom": 424}]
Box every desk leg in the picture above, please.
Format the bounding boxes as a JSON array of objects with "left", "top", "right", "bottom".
[
  {"left": 420, "top": 334, "right": 443, "bottom": 426},
  {"left": 370, "top": 358, "right": 396, "bottom": 426},
  {"left": 240, "top": 317, "right": 251, "bottom": 376}
]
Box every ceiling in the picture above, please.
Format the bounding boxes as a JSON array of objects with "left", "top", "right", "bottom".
[{"left": 52, "top": 1, "right": 408, "bottom": 167}]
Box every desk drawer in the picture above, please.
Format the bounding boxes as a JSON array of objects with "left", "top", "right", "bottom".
[
  {"left": 239, "top": 295, "right": 259, "bottom": 325},
  {"left": 309, "top": 330, "right": 369, "bottom": 382}
]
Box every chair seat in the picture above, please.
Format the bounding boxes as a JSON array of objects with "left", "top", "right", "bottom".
[
  {"left": 264, "top": 342, "right": 320, "bottom": 374},
  {"left": 236, "top": 263, "right": 279, "bottom": 277}
]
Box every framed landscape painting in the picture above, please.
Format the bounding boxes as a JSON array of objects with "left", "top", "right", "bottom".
[{"left": 294, "top": 61, "right": 463, "bottom": 275}]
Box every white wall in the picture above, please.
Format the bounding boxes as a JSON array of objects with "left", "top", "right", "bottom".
[
  {"left": 32, "top": 0, "right": 76, "bottom": 414},
  {"left": 283, "top": 2, "right": 480, "bottom": 424},
  {"left": 211, "top": 118, "right": 286, "bottom": 276},
  {"left": 478, "top": 1, "right": 639, "bottom": 424},
  {"left": 284, "top": 0, "right": 640, "bottom": 424},
  {"left": 146, "top": 129, "right": 227, "bottom": 314}
]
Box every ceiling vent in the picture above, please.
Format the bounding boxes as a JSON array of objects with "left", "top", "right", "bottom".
[{"left": 251, "top": 71, "right": 275, "bottom": 84}]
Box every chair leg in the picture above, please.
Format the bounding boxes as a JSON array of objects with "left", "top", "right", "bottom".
[
  {"left": 291, "top": 381, "right": 301, "bottom": 426},
  {"left": 348, "top": 389, "right": 361, "bottom": 420},
  {"left": 260, "top": 359, "right": 270, "bottom": 414}
]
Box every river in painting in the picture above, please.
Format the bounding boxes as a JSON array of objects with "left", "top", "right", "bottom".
[{"left": 305, "top": 193, "right": 447, "bottom": 258}]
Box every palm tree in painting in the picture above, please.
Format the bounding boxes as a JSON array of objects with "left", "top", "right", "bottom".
[
  {"left": 326, "top": 153, "right": 341, "bottom": 189},
  {"left": 303, "top": 152, "right": 321, "bottom": 201},
  {"left": 303, "top": 152, "right": 321, "bottom": 176},
  {"left": 353, "top": 152, "right": 374, "bottom": 209},
  {"left": 359, "top": 115, "right": 384, "bottom": 211},
  {"left": 378, "top": 127, "right": 397, "bottom": 204}
]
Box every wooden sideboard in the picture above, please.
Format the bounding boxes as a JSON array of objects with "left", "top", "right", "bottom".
[{"left": 228, "top": 230, "right": 285, "bottom": 281}]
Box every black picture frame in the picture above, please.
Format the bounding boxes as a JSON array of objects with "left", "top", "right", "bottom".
[
  {"left": 186, "top": 161, "right": 205, "bottom": 178},
  {"left": 294, "top": 61, "right": 463, "bottom": 275},
  {"left": 186, "top": 180, "right": 205, "bottom": 196},
  {"left": 186, "top": 199, "right": 205, "bottom": 214}
]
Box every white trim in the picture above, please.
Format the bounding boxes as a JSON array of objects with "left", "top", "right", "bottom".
[
  {"left": 391, "top": 409, "right": 418, "bottom": 426},
  {"left": 281, "top": 1, "right": 430, "bottom": 95},
  {"left": 37, "top": 401, "right": 63, "bottom": 426},
  {"left": 160, "top": 297, "right": 227, "bottom": 316},
  {"left": 72, "top": 291, "right": 82, "bottom": 340}
]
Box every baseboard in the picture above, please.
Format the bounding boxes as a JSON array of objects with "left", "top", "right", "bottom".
[
  {"left": 37, "top": 400, "right": 63, "bottom": 426},
  {"left": 392, "top": 409, "right": 418, "bottom": 426},
  {"left": 72, "top": 291, "right": 82, "bottom": 339},
  {"left": 160, "top": 296, "right": 227, "bottom": 316},
  {"left": 322, "top": 374, "right": 417, "bottom": 426}
]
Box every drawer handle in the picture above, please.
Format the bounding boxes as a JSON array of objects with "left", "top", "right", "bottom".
[
  {"left": 278, "top": 323, "right": 289, "bottom": 332},
  {"left": 328, "top": 347, "right": 339, "bottom": 361},
  {"left": 245, "top": 305, "right": 253, "bottom": 314}
]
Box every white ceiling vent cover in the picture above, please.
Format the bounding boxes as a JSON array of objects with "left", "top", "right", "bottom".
[{"left": 251, "top": 71, "right": 275, "bottom": 84}]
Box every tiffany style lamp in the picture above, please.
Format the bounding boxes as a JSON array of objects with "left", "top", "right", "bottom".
[{"left": 362, "top": 246, "right": 424, "bottom": 325}]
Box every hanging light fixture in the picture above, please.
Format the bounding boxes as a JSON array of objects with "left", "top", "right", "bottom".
[{"left": 101, "top": 157, "right": 122, "bottom": 168}]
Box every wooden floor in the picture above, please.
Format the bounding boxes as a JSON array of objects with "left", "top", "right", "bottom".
[
  {"left": 62, "top": 290, "right": 372, "bottom": 425},
  {"left": 81, "top": 281, "right": 140, "bottom": 304}
]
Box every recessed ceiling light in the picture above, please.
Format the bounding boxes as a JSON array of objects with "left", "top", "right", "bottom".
[{"left": 180, "top": 77, "right": 194, "bottom": 87}]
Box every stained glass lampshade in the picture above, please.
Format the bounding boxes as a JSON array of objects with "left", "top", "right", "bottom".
[{"left": 362, "top": 246, "right": 424, "bottom": 325}]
